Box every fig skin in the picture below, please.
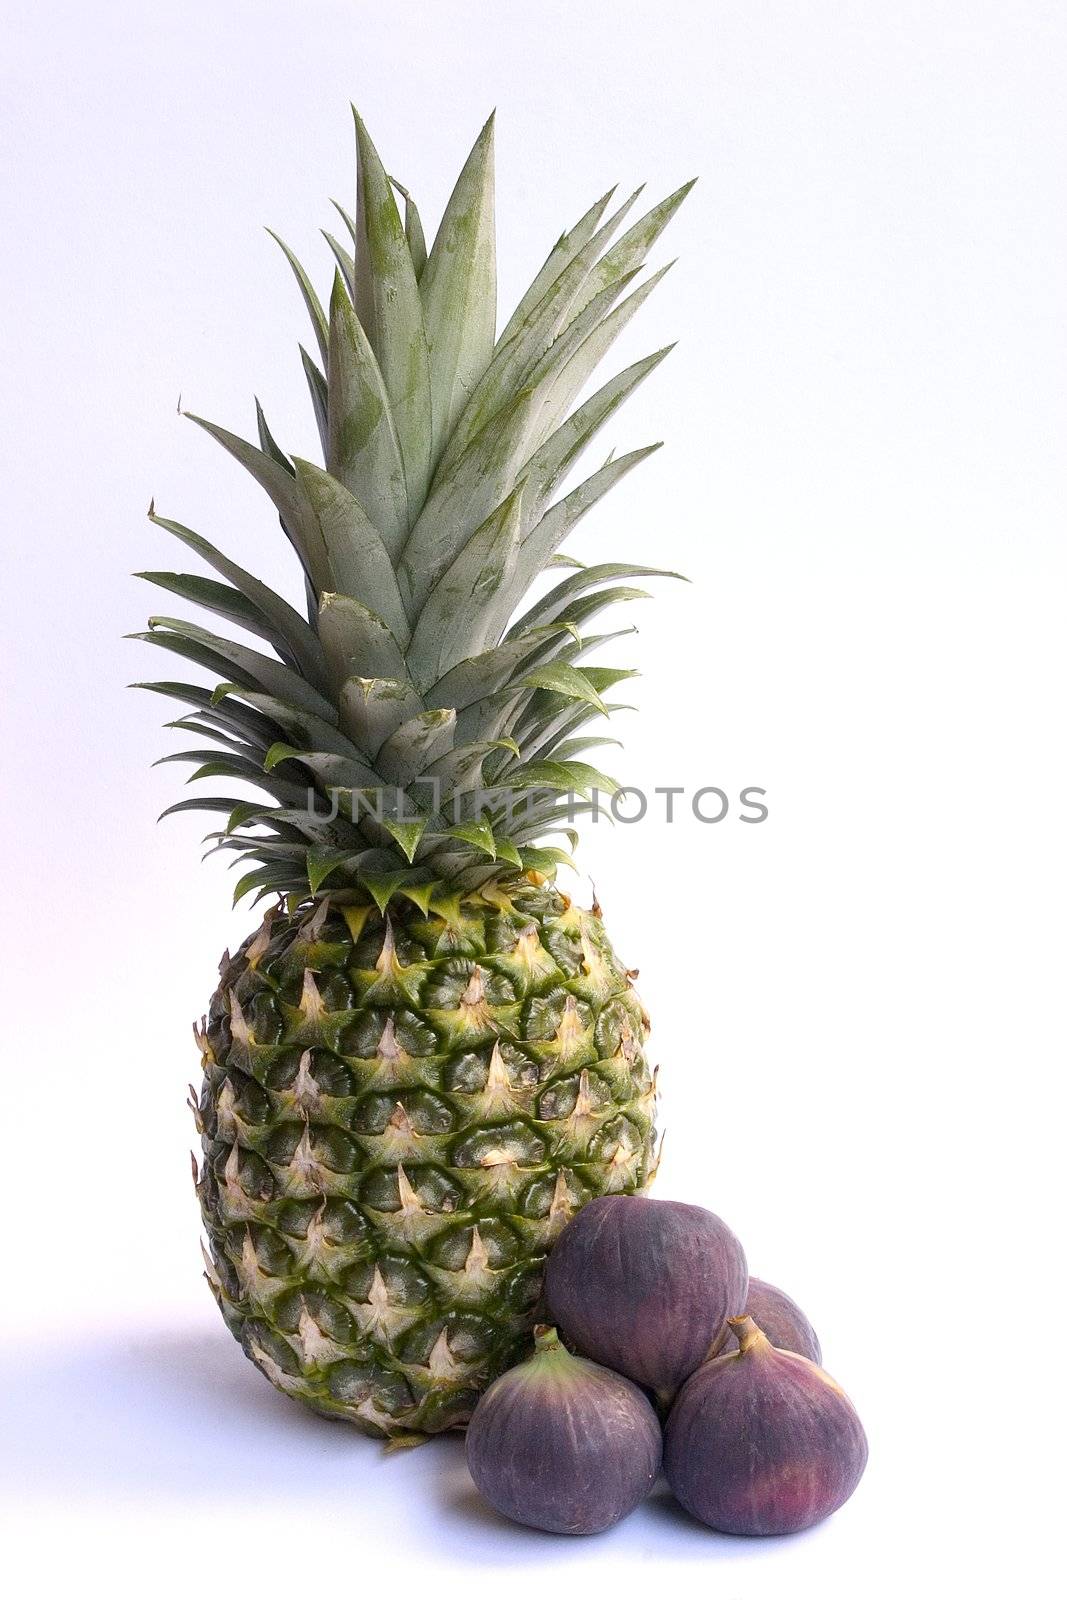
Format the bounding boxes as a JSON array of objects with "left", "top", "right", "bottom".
[
  {"left": 544, "top": 1195, "right": 748, "bottom": 1400},
  {"left": 719, "top": 1277, "right": 822, "bottom": 1364},
  {"left": 665, "top": 1315, "right": 868, "bottom": 1536},
  {"left": 465, "top": 1326, "right": 662, "bottom": 1536}
]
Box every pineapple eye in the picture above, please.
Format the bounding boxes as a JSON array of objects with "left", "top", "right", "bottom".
[
  {"left": 339, "top": 1253, "right": 433, "bottom": 1308},
  {"left": 536, "top": 1069, "right": 611, "bottom": 1123},
  {"left": 336, "top": 1008, "right": 437, "bottom": 1058},
  {"left": 424, "top": 1218, "right": 523, "bottom": 1273},
  {"left": 350, "top": 1091, "right": 454, "bottom": 1136},
  {"left": 358, "top": 1163, "right": 466, "bottom": 1216},
  {"left": 449, "top": 1121, "right": 547, "bottom": 1171}
]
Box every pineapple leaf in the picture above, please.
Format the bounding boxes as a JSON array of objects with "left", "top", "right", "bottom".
[
  {"left": 519, "top": 844, "right": 579, "bottom": 874},
  {"left": 338, "top": 675, "right": 424, "bottom": 757},
  {"left": 443, "top": 820, "right": 498, "bottom": 860},
  {"left": 139, "top": 617, "right": 336, "bottom": 720},
  {"left": 145, "top": 511, "right": 329, "bottom": 690},
  {"left": 133, "top": 680, "right": 281, "bottom": 745},
  {"left": 519, "top": 264, "right": 643, "bottom": 420},
  {"left": 263, "top": 742, "right": 380, "bottom": 790},
  {"left": 331, "top": 196, "right": 361, "bottom": 254},
  {"left": 255, "top": 400, "right": 295, "bottom": 474},
  {"left": 399, "top": 388, "right": 539, "bottom": 614},
  {"left": 511, "top": 561, "right": 683, "bottom": 636},
  {"left": 550, "top": 759, "right": 620, "bottom": 796},
  {"left": 205, "top": 837, "right": 309, "bottom": 868},
  {"left": 523, "top": 349, "right": 674, "bottom": 528},
  {"left": 232, "top": 862, "right": 299, "bottom": 907},
  {"left": 421, "top": 737, "right": 521, "bottom": 796},
  {"left": 531, "top": 585, "right": 651, "bottom": 635},
  {"left": 435, "top": 191, "right": 640, "bottom": 477},
  {"left": 407, "top": 485, "right": 525, "bottom": 689},
  {"left": 361, "top": 865, "right": 427, "bottom": 914},
  {"left": 508, "top": 623, "right": 635, "bottom": 677},
  {"left": 389, "top": 178, "right": 428, "bottom": 279},
  {"left": 521, "top": 705, "right": 634, "bottom": 769},
  {"left": 567, "top": 180, "right": 695, "bottom": 324},
  {"left": 376, "top": 708, "right": 457, "bottom": 786},
  {"left": 552, "top": 735, "right": 622, "bottom": 760},
  {"left": 424, "top": 626, "right": 565, "bottom": 712},
  {"left": 137, "top": 571, "right": 275, "bottom": 645},
  {"left": 322, "top": 228, "right": 357, "bottom": 297},
  {"left": 382, "top": 817, "right": 428, "bottom": 863},
  {"left": 533, "top": 264, "right": 675, "bottom": 445},
  {"left": 291, "top": 458, "right": 410, "bottom": 643},
  {"left": 233, "top": 803, "right": 364, "bottom": 846},
  {"left": 158, "top": 795, "right": 245, "bottom": 822},
  {"left": 299, "top": 346, "right": 331, "bottom": 457},
  {"left": 307, "top": 848, "right": 363, "bottom": 894},
  {"left": 579, "top": 667, "right": 638, "bottom": 695},
  {"left": 326, "top": 272, "right": 409, "bottom": 561},
  {"left": 266, "top": 230, "right": 329, "bottom": 364},
  {"left": 185, "top": 756, "right": 307, "bottom": 803},
  {"left": 163, "top": 718, "right": 258, "bottom": 759},
  {"left": 142, "top": 128, "right": 693, "bottom": 899},
  {"left": 500, "top": 445, "right": 663, "bottom": 615},
  {"left": 211, "top": 687, "right": 354, "bottom": 752},
  {"left": 185, "top": 413, "right": 333, "bottom": 592},
  {"left": 154, "top": 746, "right": 247, "bottom": 769},
  {"left": 318, "top": 592, "right": 409, "bottom": 684},
  {"left": 519, "top": 661, "right": 608, "bottom": 714},
  {"left": 352, "top": 108, "right": 433, "bottom": 511},
  {"left": 420, "top": 113, "right": 497, "bottom": 469},
  {"left": 505, "top": 759, "right": 592, "bottom": 798},
  {"left": 497, "top": 185, "right": 616, "bottom": 347}
]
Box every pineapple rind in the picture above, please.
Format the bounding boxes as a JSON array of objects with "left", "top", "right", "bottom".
[{"left": 196, "top": 881, "right": 656, "bottom": 1436}]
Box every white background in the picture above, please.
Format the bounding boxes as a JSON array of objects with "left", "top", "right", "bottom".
[{"left": 2, "top": 1, "right": 1064, "bottom": 1594}]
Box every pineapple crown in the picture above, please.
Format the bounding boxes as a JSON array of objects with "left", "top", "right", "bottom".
[{"left": 133, "top": 110, "right": 691, "bottom": 914}]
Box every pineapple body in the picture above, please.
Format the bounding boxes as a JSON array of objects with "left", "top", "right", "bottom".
[{"left": 196, "top": 881, "right": 655, "bottom": 1437}]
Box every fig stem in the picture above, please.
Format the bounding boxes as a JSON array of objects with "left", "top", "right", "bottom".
[
  {"left": 533, "top": 1324, "right": 565, "bottom": 1354},
  {"left": 728, "top": 1314, "right": 772, "bottom": 1356},
  {"left": 654, "top": 1387, "right": 675, "bottom": 1421}
]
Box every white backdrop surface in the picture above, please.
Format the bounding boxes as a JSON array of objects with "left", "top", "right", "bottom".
[{"left": 1, "top": 2, "right": 1064, "bottom": 1595}]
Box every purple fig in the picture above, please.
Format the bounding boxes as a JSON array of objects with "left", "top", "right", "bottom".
[
  {"left": 544, "top": 1195, "right": 748, "bottom": 1400},
  {"left": 465, "top": 1326, "right": 662, "bottom": 1535},
  {"left": 665, "top": 1315, "right": 868, "bottom": 1535},
  {"left": 719, "top": 1277, "right": 822, "bottom": 1364}
]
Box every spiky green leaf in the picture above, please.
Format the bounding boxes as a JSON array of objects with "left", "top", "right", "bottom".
[
  {"left": 318, "top": 592, "right": 409, "bottom": 684},
  {"left": 145, "top": 511, "right": 329, "bottom": 689},
  {"left": 292, "top": 458, "right": 410, "bottom": 643},
  {"left": 266, "top": 230, "right": 329, "bottom": 364},
  {"left": 420, "top": 114, "right": 497, "bottom": 468},
  {"left": 519, "top": 661, "right": 608, "bottom": 714},
  {"left": 326, "top": 272, "right": 408, "bottom": 558},
  {"left": 407, "top": 486, "right": 524, "bottom": 689},
  {"left": 376, "top": 708, "right": 457, "bottom": 787},
  {"left": 352, "top": 109, "right": 432, "bottom": 510}
]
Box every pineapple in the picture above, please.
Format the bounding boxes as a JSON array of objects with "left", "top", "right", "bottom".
[{"left": 136, "top": 110, "right": 690, "bottom": 1440}]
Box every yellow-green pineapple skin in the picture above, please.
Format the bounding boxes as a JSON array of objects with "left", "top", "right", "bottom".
[{"left": 195, "top": 880, "right": 655, "bottom": 1437}]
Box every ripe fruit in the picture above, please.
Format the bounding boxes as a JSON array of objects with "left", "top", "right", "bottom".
[
  {"left": 138, "top": 108, "right": 692, "bottom": 1437},
  {"left": 664, "top": 1315, "right": 868, "bottom": 1535},
  {"left": 720, "top": 1277, "right": 822, "bottom": 1363},
  {"left": 544, "top": 1195, "right": 748, "bottom": 1399},
  {"left": 465, "top": 1326, "right": 662, "bottom": 1535}
]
